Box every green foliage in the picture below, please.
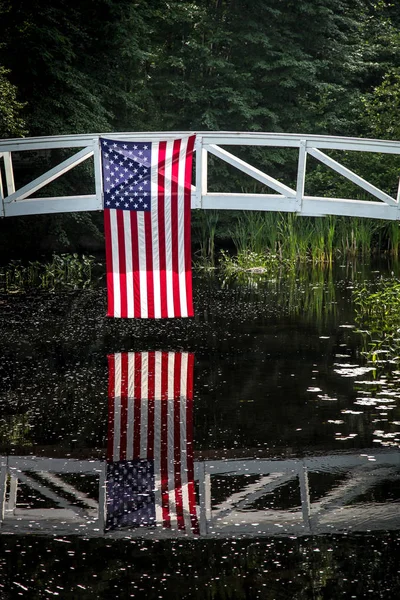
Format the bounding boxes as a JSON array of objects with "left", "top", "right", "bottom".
[
  {"left": 362, "top": 69, "right": 400, "bottom": 140},
  {"left": 353, "top": 277, "right": 400, "bottom": 362},
  {"left": 193, "top": 210, "right": 220, "bottom": 265},
  {"left": 0, "top": 254, "right": 99, "bottom": 292},
  {"left": 211, "top": 211, "right": 395, "bottom": 269},
  {"left": 219, "top": 248, "right": 288, "bottom": 275},
  {"left": 0, "top": 0, "right": 369, "bottom": 137},
  {"left": 0, "top": 65, "right": 26, "bottom": 137}
]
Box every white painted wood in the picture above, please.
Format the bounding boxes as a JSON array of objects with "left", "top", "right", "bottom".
[
  {"left": 0, "top": 465, "right": 7, "bottom": 521},
  {"left": 1, "top": 504, "right": 398, "bottom": 537},
  {"left": 296, "top": 140, "right": 307, "bottom": 211},
  {"left": 205, "top": 471, "right": 212, "bottom": 522},
  {"left": 198, "top": 462, "right": 208, "bottom": 535},
  {"left": 2, "top": 131, "right": 400, "bottom": 153},
  {"left": 0, "top": 132, "right": 198, "bottom": 153},
  {"left": 201, "top": 193, "right": 297, "bottom": 212},
  {"left": 39, "top": 471, "right": 99, "bottom": 509},
  {"left": 14, "top": 471, "right": 91, "bottom": 518},
  {"left": 206, "top": 144, "right": 296, "bottom": 197},
  {"left": 97, "top": 462, "right": 107, "bottom": 531},
  {"left": 6, "top": 475, "right": 18, "bottom": 513},
  {"left": 212, "top": 473, "right": 291, "bottom": 518},
  {"left": 3, "top": 152, "right": 15, "bottom": 195},
  {"left": 0, "top": 165, "right": 4, "bottom": 218},
  {"left": 0, "top": 451, "right": 398, "bottom": 537},
  {"left": 93, "top": 138, "right": 103, "bottom": 209},
  {"left": 204, "top": 449, "right": 399, "bottom": 475},
  {"left": 5, "top": 194, "right": 100, "bottom": 216},
  {"left": 194, "top": 136, "right": 206, "bottom": 209},
  {"left": 4, "top": 146, "right": 94, "bottom": 204},
  {"left": 298, "top": 464, "right": 311, "bottom": 532},
  {"left": 302, "top": 197, "right": 399, "bottom": 220},
  {"left": 11, "top": 508, "right": 94, "bottom": 520},
  {"left": 308, "top": 147, "right": 398, "bottom": 206},
  {"left": 2, "top": 131, "right": 400, "bottom": 218},
  {"left": 8, "top": 456, "right": 102, "bottom": 472}
]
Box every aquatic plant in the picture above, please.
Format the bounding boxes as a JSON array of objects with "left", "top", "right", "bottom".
[
  {"left": 198, "top": 209, "right": 400, "bottom": 270},
  {"left": 353, "top": 277, "right": 400, "bottom": 362},
  {"left": 0, "top": 254, "right": 99, "bottom": 292},
  {"left": 218, "top": 248, "right": 293, "bottom": 276}
]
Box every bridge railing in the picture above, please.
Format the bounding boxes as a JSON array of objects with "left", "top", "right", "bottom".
[
  {"left": 1, "top": 131, "right": 400, "bottom": 219},
  {"left": 1, "top": 450, "right": 399, "bottom": 537}
]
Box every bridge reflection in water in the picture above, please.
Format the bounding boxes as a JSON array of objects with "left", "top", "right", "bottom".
[
  {"left": 1, "top": 349, "right": 399, "bottom": 538},
  {"left": 1, "top": 449, "right": 399, "bottom": 538}
]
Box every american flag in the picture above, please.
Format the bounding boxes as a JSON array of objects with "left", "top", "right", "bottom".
[
  {"left": 101, "top": 136, "right": 195, "bottom": 319},
  {"left": 106, "top": 351, "right": 199, "bottom": 534}
]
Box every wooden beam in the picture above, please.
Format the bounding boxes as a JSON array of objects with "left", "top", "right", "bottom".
[
  {"left": 206, "top": 144, "right": 296, "bottom": 197},
  {"left": 4, "top": 146, "right": 94, "bottom": 204},
  {"left": 308, "top": 147, "right": 398, "bottom": 206}
]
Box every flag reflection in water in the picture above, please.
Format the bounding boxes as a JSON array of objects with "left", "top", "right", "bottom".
[{"left": 106, "top": 351, "right": 199, "bottom": 534}]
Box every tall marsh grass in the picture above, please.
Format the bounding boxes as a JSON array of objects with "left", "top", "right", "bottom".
[{"left": 199, "top": 211, "right": 400, "bottom": 271}]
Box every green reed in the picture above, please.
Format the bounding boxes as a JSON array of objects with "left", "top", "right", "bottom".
[
  {"left": 353, "top": 277, "right": 400, "bottom": 363},
  {"left": 386, "top": 221, "right": 400, "bottom": 257},
  {"left": 0, "top": 254, "right": 98, "bottom": 292},
  {"left": 230, "top": 211, "right": 273, "bottom": 255},
  {"left": 194, "top": 210, "right": 220, "bottom": 266},
  {"left": 216, "top": 211, "right": 400, "bottom": 272},
  {"left": 334, "top": 217, "right": 378, "bottom": 258}
]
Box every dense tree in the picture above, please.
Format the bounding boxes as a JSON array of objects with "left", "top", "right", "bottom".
[
  {"left": 0, "top": 0, "right": 369, "bottom": 137},
  {"left": 1, "top": 0, "right": 400, "bottom": 257},
  {"left": 0, "top": 65, "right": 26, "bottom": 138}
]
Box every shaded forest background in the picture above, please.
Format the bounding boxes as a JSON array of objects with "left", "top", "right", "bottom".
[{"left": 1, "top": 0, "right": 400, "bottom": 260}]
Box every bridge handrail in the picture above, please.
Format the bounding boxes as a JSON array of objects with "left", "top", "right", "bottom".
[{"left": 1, "top": 131, "right": 400, "bottom": 153}]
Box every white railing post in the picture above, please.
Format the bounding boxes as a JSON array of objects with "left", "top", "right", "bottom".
[
  {"left": 97, "top": 462, "right": 107, "bottom": 532},
  {"left": 397, "top": 178, "right": 400, "bottom": 220},
  {"left": 298, "top": 462, "right": 312, "bottom": 533},
  {"left": 6, "top": 475, "right": 18, "bottom": 513},
  {"left": 296, "top": 140, "right": 307, "bottom": 212},
  {"left": 0, "top": 155, "right": 4, "bottom": 217},
  {"left": 194, "top": 136, "right": 206, "bottom": 209},
  {"left": 93, "top": 137, "right": 103, "bottom": 210},
  {"left": 0, "top": 461, "right": 7, "bottom": 521},
  {"left": 3, "top": 152, "right": 15, "bottom": 196},
  {"left": 198, "top": 461, "right": 211, "bottom": 535}
]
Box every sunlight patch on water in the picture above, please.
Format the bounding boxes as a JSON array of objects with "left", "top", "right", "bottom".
[{"left": 334, "top": 366, "right": 375, "bottom": 377}]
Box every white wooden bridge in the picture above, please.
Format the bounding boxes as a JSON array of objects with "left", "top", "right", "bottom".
[
  {"left": 1, "top": 449, "right": 399, "bottom": 538},
  {"left": 1, "top": 132, "right": 400, "bottom": 219}
]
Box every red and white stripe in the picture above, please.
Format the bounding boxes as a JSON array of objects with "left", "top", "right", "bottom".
[
  {"left": 107, "top": 351, "right": 198, "bottom": 534},
  {"left": 104, "top": 136, "right": 195, "bottom": 318}
]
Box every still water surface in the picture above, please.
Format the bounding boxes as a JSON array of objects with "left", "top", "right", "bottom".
[{"left": 0, "top": 263, "right": 399, "bottom": 598}]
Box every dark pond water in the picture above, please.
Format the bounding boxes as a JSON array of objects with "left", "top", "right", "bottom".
[{"left": 0, "top": 263, "right": 399, "bottom": 599}]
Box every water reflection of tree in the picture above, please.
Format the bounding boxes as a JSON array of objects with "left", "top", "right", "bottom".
[
  {"left": 351, "top": 278, "right": 400, "bottom": 448},
  {"left": 0, "top": 268, "right": 393, "bottom": 455},
  {"left": 0, "top": 534, "right": 399, "bottom": 599},
  {"left": 214, "top": 264, "right": 340, "bottom": 328},
  {"left": 0, "top": 412, "right": 32, "bottom": 449}
]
